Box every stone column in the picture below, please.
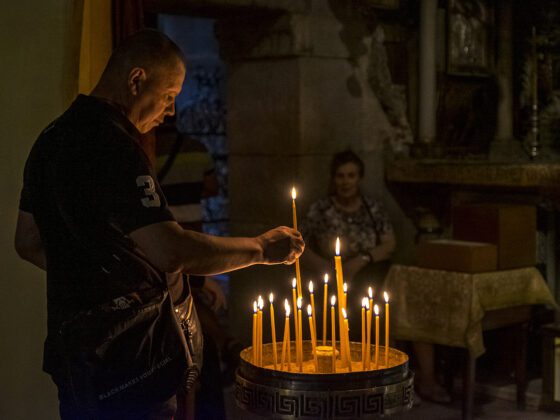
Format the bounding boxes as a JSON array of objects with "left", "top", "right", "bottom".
[
  {"left": 418, "top": 0, "right": 437, "bottom": 144},
  {"left": 494, "top": 0, "right": 514, "bottom": 142}
]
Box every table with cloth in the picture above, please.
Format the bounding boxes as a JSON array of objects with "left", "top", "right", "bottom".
[{"left": 385, "top": 264, "right": 557, "bottom": 419}]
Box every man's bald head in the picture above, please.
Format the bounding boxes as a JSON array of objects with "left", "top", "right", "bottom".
[{"left": 102, "top": 29, "right": 186, "bottom": 83}]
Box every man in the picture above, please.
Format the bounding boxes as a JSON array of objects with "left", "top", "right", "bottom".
[{"left": 14, "top": 30, "right": 303, "bottom": 420}]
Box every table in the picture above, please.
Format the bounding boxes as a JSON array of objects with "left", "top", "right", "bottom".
[{"left": 385, "top": 265, "right": 557, "bottom": 419}]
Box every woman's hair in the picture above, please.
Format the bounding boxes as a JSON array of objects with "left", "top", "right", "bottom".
[{"left": 330, "top": 150, "right": 365, "bottom": 179}]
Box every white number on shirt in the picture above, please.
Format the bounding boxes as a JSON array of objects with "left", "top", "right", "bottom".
[{"left": 136, "top": 175, "right": 161, "bottom": 208}]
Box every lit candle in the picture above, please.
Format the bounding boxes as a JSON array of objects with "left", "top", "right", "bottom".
[
  {"left": 307, "top": 304, "right": 319, "bottom": 372},
  {"left": 334, "top": 237, "right": 346, "bottom": 365},
  {"left": 374, "top": 304, "right": 380, "bottom": 369},
  {"left": 269, "top": 293, "right": 277, "bottom": 370},
  {"left": 361, "top": 297, "right": 367, "bottom": 370},
  {"left": 291, "top": 187, "right": 302, "bottom": 298},
  {"left": 368, "top": 286, "right": 374, "bottom": 314},
  {"left": 384, "top": 291, "right": 390, "bottom": 367},
  {"left": 331, "top": 295, "right": 337, "bottom": 372},
  {"left": 342, "top": 308, "right": 352, "bottom": 372},
  {"left": 309, "top": 280, "right": 316, "bottom": 348},
  {"left": 322, "top": 274, "right": 329, "bottom": 346},
  {"left": 281, "top": 299, "right": 291, "bottom": 371},
  {"left": 343, "top": 282, "right": 348, "bottom": 311},
  {"left": 258, "top": 295, "right": 264, "bottom": 367},
  {"left": 366, "top": 297, "right": 371, "bottom": 369},
  {"left": 291, "top": 278, "right": 299, "bottom": 367},
  {"left": 252, "top": 301, "right": 258, "bottom": 365},
  {"left": 297, "top": 297, "right": 303, "bottom": 372}
]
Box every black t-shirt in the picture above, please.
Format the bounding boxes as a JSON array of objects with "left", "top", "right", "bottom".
[{"left": 19, "top": 95, "right": 183, "bottom": 375}]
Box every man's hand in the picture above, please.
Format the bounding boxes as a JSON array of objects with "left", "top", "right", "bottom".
[
  {"left": 257, "top": 226, "right": 304, "bottom": 265},
  {"left": 201, "top": 277, "right": 227, "bottom": 312}
]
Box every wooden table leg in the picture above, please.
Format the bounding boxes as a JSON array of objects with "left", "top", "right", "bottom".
[
  {"left": 515, "top": 322, "right": 529, "bottom": 410},
  {"left": 463, "top": 351, "right": 476, "bottom": 420}
]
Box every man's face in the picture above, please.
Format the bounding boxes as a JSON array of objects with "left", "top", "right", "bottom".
[{"left": 129, "top": 60, "right": 185, "bottom": 133}]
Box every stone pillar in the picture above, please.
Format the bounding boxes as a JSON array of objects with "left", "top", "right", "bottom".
[
  {"left": 494, "top": 0, "right": 513, "bottom": 141},
  {"left": 216, "top": 10, "right": 392, "bottom": 342},
  {"left": 418, "top": 0, "right": 437, "bottom": 144}
]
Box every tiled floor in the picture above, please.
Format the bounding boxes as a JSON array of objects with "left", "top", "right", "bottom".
[{"left": 223, "top": 379, "right": 560, "bottom": 420}]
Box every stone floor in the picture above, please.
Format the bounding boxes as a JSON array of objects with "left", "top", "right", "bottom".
[{"left": 223, "top": 378, "right": 560, "bottom": 420}]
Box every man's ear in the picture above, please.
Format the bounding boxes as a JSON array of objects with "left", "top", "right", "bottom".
[{"left": 128, "top": 67, "right": 147, "bottom": 96}]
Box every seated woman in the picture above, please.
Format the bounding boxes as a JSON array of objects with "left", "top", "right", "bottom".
[{"left": 300, "top": 150, "right": 395, "bottom": 331}]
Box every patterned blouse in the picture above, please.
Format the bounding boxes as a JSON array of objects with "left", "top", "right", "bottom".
[{"left": 300, "top": 195, "right": 393, "bottom": 259}]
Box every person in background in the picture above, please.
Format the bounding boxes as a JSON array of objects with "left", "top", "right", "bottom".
[
  {"left": 300, "top": 150, "right": 395, "bottom": 337},
  {"left": 15, "top": 29, "right": 304, "bottom": 420}
]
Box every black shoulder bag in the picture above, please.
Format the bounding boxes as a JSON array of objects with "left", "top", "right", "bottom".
[{"left": 56, "top": 245, "right": 195, "bottom": 415}]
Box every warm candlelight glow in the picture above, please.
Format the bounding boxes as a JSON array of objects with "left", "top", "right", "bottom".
[
  {"left": 291, "top": 186, "right": 297, "bottom": 200},
  {"left": 361, "top": 297, "right": 367, "bottom": 369},
  {"left": 270, "top": 292, "right": 278, "bottom": 369},
  {"left": 309, "top": 280, "right": 314, "bottom": 294},
  {"left": 374, "top": 304, "right": 380, "bottom": 369},
  {"left": 330, "top": 295, "right": 337, "bottom": 372},
  {"left": 322, "top": 274, "right": 329, "bottom": 346},
  {"left": 384, "top": 291, "right": 390, "bottom": 367},
  {"left": 252, "top": 300, "right": 258, "bottom": 364},
  {"left": 335, "top": 237, "right": 340, "bottom": 256}
]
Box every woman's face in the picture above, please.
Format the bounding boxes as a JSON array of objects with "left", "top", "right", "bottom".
[{"left": 333, "top": 162, "right": 362, "bottom": 200}]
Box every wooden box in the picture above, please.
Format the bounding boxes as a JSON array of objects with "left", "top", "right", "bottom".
[
  {"left": 416, "top": 239, "right": 498, "bottom": 273},
  {"left": 452, "top": 203, "right": 536, "bottom": 269}
]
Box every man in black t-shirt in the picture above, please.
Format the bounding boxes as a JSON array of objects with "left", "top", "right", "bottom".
[{"left": 15, "top": 30, "right": 304, "bottom": 420}]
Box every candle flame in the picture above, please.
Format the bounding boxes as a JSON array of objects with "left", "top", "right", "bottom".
[
  {"left": 342, "top": 307, "right": 347, "bottom": 319},
  {"left": 365, "top": 299, "right": 370, "bottom": 310},
  {"left": 331, "top": 295, "right": 336, "bottom": 306},
  {"left": 258, "top": 295, "right": 264, "bottom": 310},
  {"left": 362, "top": 297, "right": 367, "bottom": 308},
  {"left": 292, "top": 278, "right": 297, "bottom": 289},
  {"left": 308, "top": 280, "right": 314, "bottom": 294},
  {"left": 297, "top": 296, "right": 302, "bottom": 309},
  {"left": 291, "top": 187, "right": 297, "bottom": 200},
  {"left": 335, "top": 237, "right": 340, "bottom": 256},
  {"left": 384, "top": 291, "right": 389, "bottom": 303},
  {"left": 269, "top": 293, "right": 274, "bottom": 303},
  {"left": 368, "top": 286, "right": 373, "bottom": 299},
  {"left": 284, "top": 299, "right": 291, "bottom": 316},
  {"left": 307, "top": 304, "right": 312, "bottom": 316},
  {"left": 374, "top": 304, "right": 379, "bottom": 316},
  {"left": 324, "top": 273, "right": 329, "bottom": 284},
  {"left": 343, "top": 283, "right": 348, "bottom": 293},
  {"left": 253, "top": 301, "right": 258, "bottom": 313}
]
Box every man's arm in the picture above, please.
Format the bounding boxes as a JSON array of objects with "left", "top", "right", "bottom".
[
  {"left": 129, "top": 222, "right": 304, "bottom": 276},
  {"left": 14, "top": 210, "right": 46, "bottom": 271}
]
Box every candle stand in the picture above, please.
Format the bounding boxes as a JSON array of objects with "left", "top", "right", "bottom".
[{"left": 236, "top": 341, "right": 413, "bottom": 419}]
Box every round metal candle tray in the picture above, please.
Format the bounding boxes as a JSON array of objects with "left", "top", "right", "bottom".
[{"left": 235, "top": 341, "right": 414, "bottom": 419}]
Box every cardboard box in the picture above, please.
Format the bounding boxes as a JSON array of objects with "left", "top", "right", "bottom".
[
  {"left": 452, "top": 203, "right": 536, "bottom": 269},
  {"left": 417, "top": 239, "right": 498, "bottom": 273}
]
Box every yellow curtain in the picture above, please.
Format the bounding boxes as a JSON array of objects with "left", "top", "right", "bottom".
[{"left": 79, "top": 0, "right": 112, "bottom": 94}]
